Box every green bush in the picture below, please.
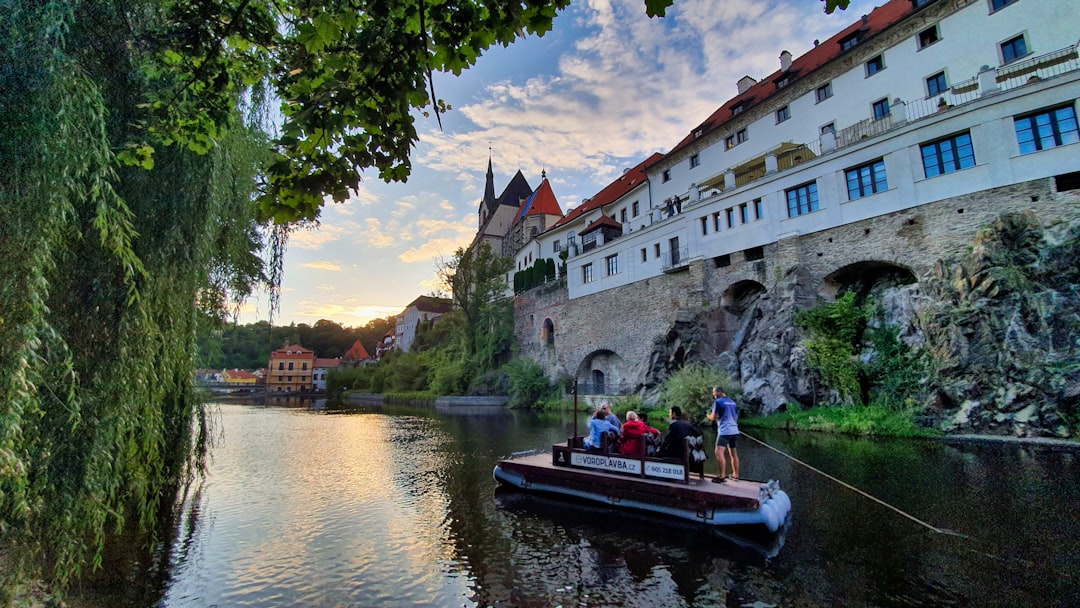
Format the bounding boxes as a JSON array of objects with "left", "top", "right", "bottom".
[
  {"left": 502, "top": 357, "right": 557, "bottom": 408},
  {"left": 657, "top": 362, "right": 740, "bottom": 423}
]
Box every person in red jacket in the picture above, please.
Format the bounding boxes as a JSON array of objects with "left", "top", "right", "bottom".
[{"left": 618, "top": 411, "right": 660, "bottom": 456}]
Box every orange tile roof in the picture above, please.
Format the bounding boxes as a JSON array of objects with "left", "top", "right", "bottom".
[
  {"left": 314, "top": 358, "right": 341, "bottom": 368},
  {"left": 553, "top": 153, "right": 663, "bottom": 230},
  {"left": 582, "top": 214, "right": 622, "bottom": 234},
  {"left": 514, "top": 178, "right": 563, "bottom": 224},
  {"left": 343, "top": 340, "right": 372, "bottom": 360},
  {"left": 666, "top": 0, "right": 912, "bottom": 158}
]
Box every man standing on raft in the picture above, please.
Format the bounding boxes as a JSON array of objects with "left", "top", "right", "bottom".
[{"left": 707, "top": 386, "right": 740, "bottom": 483}]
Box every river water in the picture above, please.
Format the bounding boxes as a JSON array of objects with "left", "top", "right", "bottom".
[{"left": 74, "top": 400, "right": 1080, "bottom": 607}]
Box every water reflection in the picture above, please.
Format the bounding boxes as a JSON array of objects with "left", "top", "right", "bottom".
[{"left": 70, "top": 402, "right": 1080, "bottom": 608}]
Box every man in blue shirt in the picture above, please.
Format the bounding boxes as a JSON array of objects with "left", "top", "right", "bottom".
[{"left": 707, "top": 386, "right": 740, "bottom": 483}]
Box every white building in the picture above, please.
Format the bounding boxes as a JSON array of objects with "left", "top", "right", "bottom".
[
  {"left": 395, "top": 295, "right": 452, "bottom": 353},
  {"left": 523, "top": 0, "right": 1079, "bottom": 300}
]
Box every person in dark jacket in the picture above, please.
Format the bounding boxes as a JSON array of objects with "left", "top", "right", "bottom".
[{"left": 659, "top": 406, "right": 699, "bottom": 460}]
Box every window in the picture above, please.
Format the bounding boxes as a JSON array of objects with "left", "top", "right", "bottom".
[
  {"left": 776, "top": 105, "right": 790, "bottom": 123},
  {"left": 620, "top": 208, "right": 627, "bottom": 223},
  {"left": 739, "top": 203, "right": 749, "bottom": 224},
  {"left": 302, "top": 362, "right": 308, "bottom": 370},
  {"left": 732, "top": 102, "right": 746, "bottom": 116},
  {"left": 840, "top": 33, "right": 860, "bottom": 51},
  {"left": 725, "top": 208, "right": 734, "bottom": 228},
  {"left": 553, "top": 240, "right": 561, "bottom": 253},
  {"left": 727, "top": 129, "right": 747, "bottom": 148},
  {"left": 1000, "top": 34, "right": 1028, "bottom": 64},
  {"left": 288, "top": 362, "right": 294, "bottom": 370},
  {"left": 866, "top": 55, "right": 885, "bottom": 76},
  {"left": 1014, "top": 105, "right": 1080, "bottom": 154},
  {"left": 786, "top": 182, "right": 819, "bottom": 217},
  {"left": 690, "top": 154, "right": 700, "bottom": 168},
  {"left": 662, "top": 169, "right": 671, "bottom": 182},
  {"left": 606, "top": 254, "right": 619, "bottom": 276},
  {"left": 872, "top": 98, "right": 890, "bottom": 120},
  {"left": 632, "top": 201, "right": 639, "bottom": 217},
  {"left": 917, "top": 26, "right": 940, "bottom": 49},
  {"left": 654, "top": 243, "right": 660, "bottom": 258},
  {"left": 926, "top": 71, "right": 948, "bottom": 97},
  {"left": 278, "top": 362, "right": 284, "bottom": 370},
  {"left": 991, "top": 0, "right": 1018, "bottom": 11},
  {"left": 640, "top": 248, "right": 647, "bottom": 262},
  {"left": 669, "top": 237, "right": 681, "bottom": 265},
  {"left": 712, "top": 212, "right": 722, "bottom": 232},
  {"left": 816, "top": 82, "right": 833, "bottom": 103},
  {"left": 700, "top": 217, "right": 708, "bottom": 235},
  {"left": 753, "top": 198, "right": 763, "bottom": 220},
  {"left": 582, "top": 263, "right": 594, "bottom": 284},
  {"left": 921, "top": 132, "right": 976, "bottom": 177},
  {"left": 776, "top": 76, "right": 790, "bottom": 89},
  {"left": 821, "top": 122, "right": 836, "bottom": 134},
  {"left": 846, "top": 159, "right": 889, "bottom": 199}
]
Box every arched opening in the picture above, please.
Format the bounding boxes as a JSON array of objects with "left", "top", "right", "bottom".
[
  {"left": 543, "top": 318, "right": 555, "bottom": 345},
  {"left": 591, "top": 369, "right": 605, "bottom": 394},
  {"left": 575, "top": 350, "right": 626, "bottom": 395},
  {"left": 819, "top": 260, "right": 918, "bottom": 302}
]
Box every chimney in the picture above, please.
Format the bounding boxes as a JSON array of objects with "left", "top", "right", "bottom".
[
  {"left": 780, "top": 50, "right": 792, "bottom": 71},
  {"left": 736, "top": 75, "right": 757, "bottom": 94}
]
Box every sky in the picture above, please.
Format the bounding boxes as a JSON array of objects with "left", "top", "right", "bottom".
[{"left": 239, "top": 0, "right": 881, "bottom": 328}]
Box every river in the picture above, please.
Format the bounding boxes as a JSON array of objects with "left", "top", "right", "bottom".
[{"left": 72, "top": 399, "right": 1080, "bottom": 607}]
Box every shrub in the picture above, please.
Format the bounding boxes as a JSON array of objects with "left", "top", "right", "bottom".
[
  {"left": 502, "top": 358, "right": 557, "bottom": 408},
  {"left": 657, "top": 362, "right": 740, "bottom": 423}
]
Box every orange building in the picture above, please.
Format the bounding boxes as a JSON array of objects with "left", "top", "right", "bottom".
[{"left": 266, "top": 344, "right": 316, "bottom": 393}]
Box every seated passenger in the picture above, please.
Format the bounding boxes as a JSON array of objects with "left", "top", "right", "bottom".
[
  {"left": 599, "top": 401, "right": 622, "bottom": 430},
  {"left": 659, "top": 406, "right": 700, "bottom": 460},
  {"left": 583, "top": 408, "right": 620, "bottom": 451},
  {"left": 618, "top": 411, "right": 659, "bottom": 456}
]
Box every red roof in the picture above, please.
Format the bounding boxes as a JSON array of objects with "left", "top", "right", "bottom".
[
  {"left": 553, "top": 153, "right": 663, "bottom": 230},
  {"left": 270, "top": 344, "right": 314, "bottom": 358},
  {"left": 343, "top": 340, "right": 372, "bottom": 360},
  {"left": 582, "top": 214, "right": 622, "bottom": 235},
  {"left": 666, "top": 0, "right": 912, "bottom": 159},
  {"left": 314, "top": 358, "right": 341, "bottom": 368},
  {"left": 514, "top": 178, "right": 563, "bottom": 224}
]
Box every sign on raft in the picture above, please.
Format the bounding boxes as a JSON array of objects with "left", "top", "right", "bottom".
[
  {"left": 567, "top": 452, "right": 686, "bottom": 480},
  {"left": 570, "top": 452, "right": 642, "bottom": 475}
]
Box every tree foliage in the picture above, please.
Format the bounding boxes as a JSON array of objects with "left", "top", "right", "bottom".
[{"left": 0, "top": 0, "right": 570, "bottom": 599}]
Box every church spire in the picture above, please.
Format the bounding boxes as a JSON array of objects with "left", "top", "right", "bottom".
[{"left": 482, "top": 147, "right": 496, "bottom": 210}]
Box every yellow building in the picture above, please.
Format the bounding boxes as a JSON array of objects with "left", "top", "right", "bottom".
[{"left": 266, "top": 344, "right": 316, "bottom": 393}]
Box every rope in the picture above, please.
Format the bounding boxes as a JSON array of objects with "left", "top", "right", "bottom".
[{"left": 741, "top": 430, "right": 968, "bottom": 539}]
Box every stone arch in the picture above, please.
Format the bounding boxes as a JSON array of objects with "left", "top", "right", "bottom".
[
  {"left": 542, "top": 318, "right": 555, "bottom": 345},
  {"left": 722, "top": 279, "right": 767, "bottom": 314},
  {"left": 819, "top": 260, "right": 918, "bottom": 302},
  {"left": 575, "top": 349, "right": 627, "bottom": 395}
]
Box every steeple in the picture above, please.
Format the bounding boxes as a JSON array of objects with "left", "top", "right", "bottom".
[{"left": 483, "top": 149, "right": 496, "bottom": 210}]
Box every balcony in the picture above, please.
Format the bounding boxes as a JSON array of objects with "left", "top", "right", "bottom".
[{"left": 662, "top": 246, "right": 691, "bottom": 273}]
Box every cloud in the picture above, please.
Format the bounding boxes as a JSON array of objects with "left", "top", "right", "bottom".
[
  {"left": 291, "top": 301, "right": 405, "bottom": 326},
  {"left": 361, "top": 217, "right": 397, "bottom": 248},
  {"left": 304, "top": 261, "right": 342, "bottom": 271},
  {"left": 316, "top": 283, "right": 336, "bottom": 291},
  {"left": 289, "top": 222, "right": 352, "bottom": 250},
  {"left": 399, "top": 236, "right": 473, "bottom": 263}
]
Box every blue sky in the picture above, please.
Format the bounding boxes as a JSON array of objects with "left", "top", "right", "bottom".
[{"left": 242, "top": 0, "right": 880, "bottom": 327}]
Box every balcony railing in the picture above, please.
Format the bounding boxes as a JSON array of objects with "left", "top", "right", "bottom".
[{"left": 662, "top": 246, "right": 690, "bottom": 273}]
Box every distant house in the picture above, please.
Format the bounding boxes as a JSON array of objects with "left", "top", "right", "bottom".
[
  {"left": 195, "top": 369, "right": 223, "bottom": 384},
  {"left": 375, "top": 329, "right": 396, "bottom": 360},
  {"left": 395, "top": 295, "right": 452, "bottom": 353},
  {"left": 222, "top": 369, "right": 258, "bottom": 387},
  {"left": 266, "top": 344, "right": 316, "bottom": 392},
  {"left": 342, "top": 340, "right": 374, "bottom": 367},
  {"left": 312, "top": 358, "right": 341, "bottom": 391}
]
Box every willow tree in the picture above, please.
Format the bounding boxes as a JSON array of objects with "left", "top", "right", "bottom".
[{"left": 0, "top": 0, "right": 568, "bottom": 599}]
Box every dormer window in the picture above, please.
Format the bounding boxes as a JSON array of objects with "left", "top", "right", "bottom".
[
  {"left": 731, "top": 101, "right": 747, "bottom": 116},
  {"left": 840, "top": 32, "right": 862, "bottom": 51},
  {"left": 775, "top": 76, "right": 790, "bottom": 89}
]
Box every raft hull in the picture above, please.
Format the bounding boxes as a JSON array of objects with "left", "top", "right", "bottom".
[{"left": 493, "top": 451, "right": 791, "bottom": 533}]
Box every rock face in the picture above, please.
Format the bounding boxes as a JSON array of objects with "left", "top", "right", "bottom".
[{"left": 640, "top": 212, "right": 1079, "bottom": 438}]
